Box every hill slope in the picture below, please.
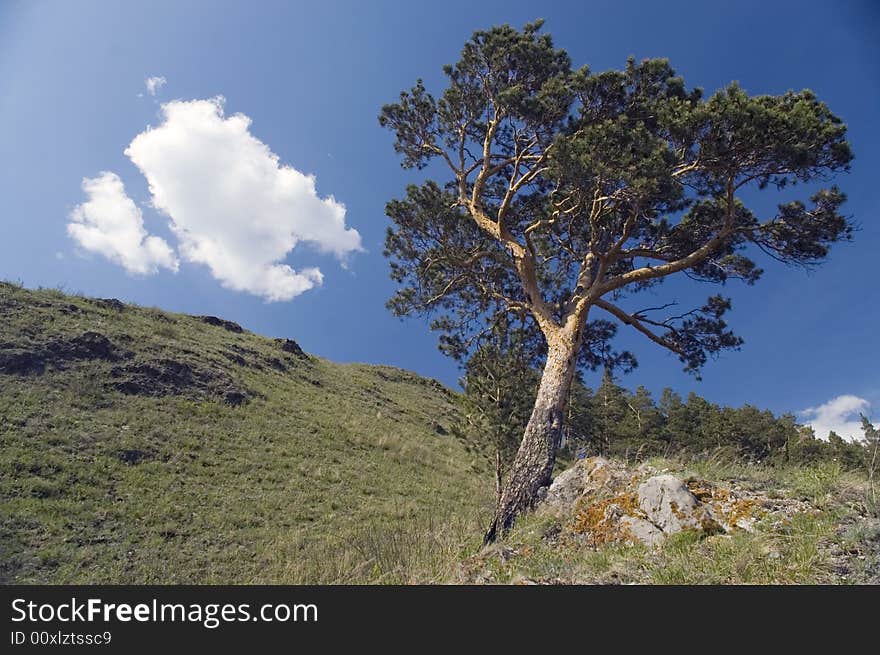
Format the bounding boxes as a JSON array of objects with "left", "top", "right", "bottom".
[{"left": 0, "top": 283, "right": 493, "bottom": 583}]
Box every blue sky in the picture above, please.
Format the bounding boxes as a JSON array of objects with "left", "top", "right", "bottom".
[{"left": 1, "top": 0, "right": 877, "bottom": 437}]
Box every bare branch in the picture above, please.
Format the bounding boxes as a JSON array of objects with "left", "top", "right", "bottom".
[
  {"left": 594, "top": 298, "right": 685, "bottom": 357},
  {"left": 633, "top": 301, "right": 679, "bottom": 316},
  {"left": 616, "top": 248, "right": 676, "bottom": 262}
]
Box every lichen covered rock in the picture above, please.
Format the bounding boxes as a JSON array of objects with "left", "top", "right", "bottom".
[
  {"left": 543, "top": 456, "right": 620, "bottom": 512},
  {"left": 536, "top": 457, "right": 790, "bottom": 548},
  {"left": 637, "top": 474, "right": 719, "bottom": 535}
]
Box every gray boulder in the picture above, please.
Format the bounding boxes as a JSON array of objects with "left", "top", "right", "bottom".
[
  {"left": 544, "top": 456, "right": 615, "bottom": 512},
  {"left": 637, "top": 474, "right": 717, "bottom": 534},
  {"left": 619, "top": 515, "right": 665, "bottom": 547}
]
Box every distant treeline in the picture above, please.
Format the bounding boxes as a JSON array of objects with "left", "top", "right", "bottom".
[
  {"left": 456, "top": 355, "right": 870, "bottom": 474},
  {"left": 560, "top": 372, "right": 867, "bottom": 468}
]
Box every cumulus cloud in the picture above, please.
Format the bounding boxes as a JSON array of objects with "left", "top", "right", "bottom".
[
  {"left": 122, "top": 96, "right": 361, "bottom": 301},
  {"left": 800, "top": 395, "right": 873, "bottom": 442},
  {"left": 67, "top": 172, "right": 178, "bottom": 275},
  {"left": 145, "top": 76, "right": 166, "bottom": 96}
]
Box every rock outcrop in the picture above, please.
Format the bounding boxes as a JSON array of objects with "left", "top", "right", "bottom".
[
  {"left": 637, "top": 474, "right": 718, "bottom": 535},
  {"left": 197, "top": 315, "right": 244, "bottom": 333},
  {"left": 276, "top": 338, "right": 307, "bottom": 358},
  {"left": 538, "top": 456, "right": 808, "bottom": 547},
  {"left": 91, "top": 298, "right": 126, "bottom": 311},
  {"left": 0, "top": 328, "right": 251, "bottom": 406},
  {"left": 110, "top": 358, "right": 250, "bottom": 405},
  {"left": 0, "top": 331, "right": 126, "bottom": 375}
]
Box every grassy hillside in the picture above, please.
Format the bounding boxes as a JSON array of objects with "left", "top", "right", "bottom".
[
  {"left": 0, "top": 282, "right": 494, "bottom": 583},
  {"left": 3, "top": 282, "right": 877, "bottom": 586}
]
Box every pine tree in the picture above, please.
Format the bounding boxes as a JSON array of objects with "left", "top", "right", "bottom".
[{"left": 380, "top": 21, "right": 854, "bottom": 539}]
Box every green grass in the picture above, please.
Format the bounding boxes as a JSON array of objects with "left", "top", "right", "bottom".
[
  {"left": 0, "top": 283, "right": 494, "bottom": 583},
  {"left": 647, "top": 511, "right": 836, "bottom": 584}
]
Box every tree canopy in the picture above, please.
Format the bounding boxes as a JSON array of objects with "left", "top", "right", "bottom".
[
  {"left": 380, "top": 20, "right": 852, "bottom": 376},
  {"left": 380, "top": 20, "right": 853, "bottom": 538}
]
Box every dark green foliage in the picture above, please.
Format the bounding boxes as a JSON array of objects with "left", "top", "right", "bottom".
[
  {"left": 827, "top": 431, "right": 864, "bottom": 470},
  {"left": 452, "top": 317, "right": 540, "bottom": 496},
  {"left": 565, "top": 383, "right": 867, "bottom": 467},
  {"left": 861, "top": 416, "right": 879, "bottom": 449},
  {"left": 861, "top": 416, "right": 879, "bottom": 511}
]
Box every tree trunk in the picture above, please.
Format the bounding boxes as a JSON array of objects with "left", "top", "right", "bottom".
[
  {"left": 484, "top": 330, "right": 580, "bottom": 544},
  {"left": 494, "top": 447, "right": 503, "bottom": 509}
]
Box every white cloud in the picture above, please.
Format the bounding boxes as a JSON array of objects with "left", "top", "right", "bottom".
[
  {"left": 800, "top": 395, "right": 873, "bottom": 442},
  {"left": 122, "top": 96, "right": 361, "bottom": 301},
  {"left": 145, "top": 76, "right": 166, "bottom": 96},
  {"left": 67, "top": 172, "right": 178, "bottom": 275}
]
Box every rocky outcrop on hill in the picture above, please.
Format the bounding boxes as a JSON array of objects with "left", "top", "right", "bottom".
[
  {"left": 110, "top": 358, "right": 250, "bottom": 405},
  {"left": 539, "top": 456, "right": 812, "bottom": 547},
  {"left": 91, "top": 298, "right": 126, "bottom": 311},
  {"left": 276, "top": 338, "right": 307, "bottom": 358},
  {"left": 458, "top": 455, "right": 845, "bottom": 584},
  {"left": 197, "top": 315, "right": 244, "bottom": 333},
  {"left": 0, "top": 328, "right": 251, "bottom": 406},
  {"left": 0, "top": 331, "right": 127, "bottom": 375}
]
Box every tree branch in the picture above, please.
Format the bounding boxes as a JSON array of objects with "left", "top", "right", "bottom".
[
  {"left": 594, "top": 298, "right": 685, "bottom": 357},
  {"left": 594, "top": 179, "right": 737, "bottom": 298}
]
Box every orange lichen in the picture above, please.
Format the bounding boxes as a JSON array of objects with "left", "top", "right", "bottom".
[
  {"left": 686, "top": 479, "right": 762, "bottom": 532},
  {"left": 570, "top": 492, "right": 641, "bottom": 545},
  {"left": 725, "top": 498, "right": 763, "bottom": 527},
  {"left": 685, "top": 479, "right": 715, "bottom": 503},
  {"left": 566, "top": 474, "right": 770, "bottom": 548},
  {"left": 713, "top": 487, "right": 732, "bottom": 502}
]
